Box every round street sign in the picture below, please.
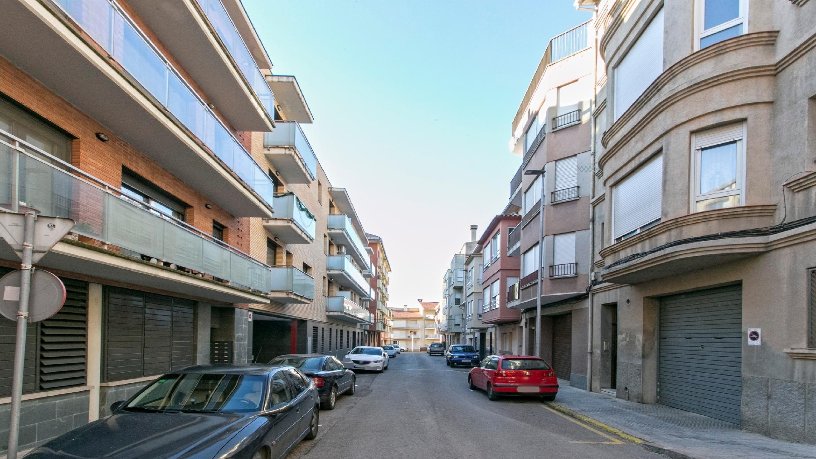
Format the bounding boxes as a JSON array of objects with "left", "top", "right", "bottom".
[{"left": 0, "top": 269, "right": 66, "bottom": 322}]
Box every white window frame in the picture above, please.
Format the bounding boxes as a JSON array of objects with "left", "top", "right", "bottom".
[
  {"left": 695, "top": 0, "right": 748, "bottom": 51},
  {"left": 522, "top": 243, "right": 540, "bottom": 278},
  {"left": 612, "top": 153, "right": 664, "bottom": 241},
  {"left": 691, "top": 123, "right": 746, "bottom": 212},
  {"left": 490, "top": 281, "right": 499, "bottom": 309},
  {"left": 523, "top": 175, "right": 543, "bottom": 214},
  {"left": 553, "top": 232, "right": 577, "bottom": 266},
  {"left": 482, "top": 242, "right": 491, "bottom": 269},
  {"left": 491, "top": 232, "right": 500, "bottom": 262}
]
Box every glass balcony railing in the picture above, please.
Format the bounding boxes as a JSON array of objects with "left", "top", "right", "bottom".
[
  {"left": 272, "top": 193, "right": 316, "bottom": 240},
  {"left": 53, "top": 0, "right": 275, "bottom": 210},
  {"left": 327, "top": 214, "right": 371, "bottom": 271},
  {"left": 194, "top": 0, "right": 275, "bottom": 119},
  {"left": 0, "top": 132, "right": 272, "bottom": 292},
  {"left": 326, "top": 255, "right": 371, "bottom": 298},
  {"left": 327, "top": 292, "right": 370, "bottom": 322},
  {"left": 263, "top": 122, "right": 318, "bottom": 181},
  {"left": 269, "top": 266, "right": 314, "bottom": 300}
]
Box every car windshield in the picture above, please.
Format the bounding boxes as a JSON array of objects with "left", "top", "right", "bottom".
[
  {"left": 450, "top": 345, "right": 475, "bottom": 353},
  {"left": 500, "top": 359, "right": 551, "bottom": 370},
  {"left": 351, "top": 347, "right": 382, "bottom": 356},
  {"left": 268, "top": 356, "right": 323, "bottom": 372},
  {"left": 382, "top": 345, "right": 393, "bottom": 350},
  {"left": 430, "top": 344, "right": 443, "bottom": 348},
  {"left": 125, "top": 373, "right": 267, "bottom": 413}
]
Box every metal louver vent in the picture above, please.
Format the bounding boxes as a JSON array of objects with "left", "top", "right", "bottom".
[{"left": 38, "top": 278, "right": 88, "bottom": 390}]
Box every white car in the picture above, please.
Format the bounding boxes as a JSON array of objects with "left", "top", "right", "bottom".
[
  {"left": 343, "top": 346, "right": 389, "bottom": 372},
  {"left": 382, "top": 345, "right": 398, "bottom": 358}
]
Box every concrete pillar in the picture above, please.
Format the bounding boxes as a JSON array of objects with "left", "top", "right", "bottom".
[
  {"left": 233, "top": 308, "right": 250, "bottom": 364},
  {"left": 86, "top": 283, "right": 102, "bottom": 421},
  {"left": 196, "top": 304, "right": 211, "bottom": 365}
]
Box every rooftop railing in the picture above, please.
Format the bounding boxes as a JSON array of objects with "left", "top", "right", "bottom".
[
  {"left": 54, "top": 0, "right": 275, "bottom": 210},
  {"left": 0, "top": 130, "right": 272, "bottom": 292}
]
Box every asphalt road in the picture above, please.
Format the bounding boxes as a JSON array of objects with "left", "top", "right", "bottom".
[{"left": 289, "top": 352, "right": 663, "bottom": 459}]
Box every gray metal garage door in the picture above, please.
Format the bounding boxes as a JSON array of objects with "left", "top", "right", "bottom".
[
  {"left": 659, "top": 285, "right": 742, "bottom": 425},
  {"left": 552, "top": 314, "right": 572, "bottom": 380}
]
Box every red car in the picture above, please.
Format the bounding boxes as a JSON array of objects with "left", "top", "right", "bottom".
[{"left": 468, "top": 355, "right": 558, "bottom": 401}]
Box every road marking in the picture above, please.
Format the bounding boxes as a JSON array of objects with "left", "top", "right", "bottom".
[{"left": 543, "top": 405, "right": 623, "bottom": 445}]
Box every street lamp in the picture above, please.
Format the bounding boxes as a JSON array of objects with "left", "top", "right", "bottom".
[{"left": 524, "top": 167, "right": 545, "bottom": 357}]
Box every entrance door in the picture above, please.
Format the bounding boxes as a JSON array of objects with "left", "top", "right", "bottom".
[
  {"left": 601, "top": 304, "right": 618, "bottom": 389},
  {"left": 551, "top": 314, "right": 572, "bottom": 380},
  {"left": 658, "top": 285, "right": 742, "bottom": 425}
]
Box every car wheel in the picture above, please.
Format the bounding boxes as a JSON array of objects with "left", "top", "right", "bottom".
[
  {"left": 305, "top": 408, "right": 319, "bottom": 440},
  {"left": 540, "top": 394, "right": 556, "bottom": 402},
  {"left": 347, "top": 376, "right": 356, "bottom": 395},
  {"left": 324, "top": 386, "right": 337, "bottom": 410},
  {"left": 250, "top": 447, "right": 270, "bottom": 459},
  {"left": 468, "top": 376, "right": 475, "bottom": 390},
  {"left": 487, "top": 384, "right": 498, "bottom": 401}
]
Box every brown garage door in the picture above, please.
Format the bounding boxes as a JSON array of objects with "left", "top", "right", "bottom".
[{"left": 552, "top": 314, "right": 572, "bottom": 380}]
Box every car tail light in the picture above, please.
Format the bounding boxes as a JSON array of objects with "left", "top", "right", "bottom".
[{"left": 312, "top": 377, "right": 325, "bottom": 388}]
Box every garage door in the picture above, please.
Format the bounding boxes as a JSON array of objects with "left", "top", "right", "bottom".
[
  {"left": 659, "top": 285, "right": 742, "bottom": 424},
  {"left": 552, "top": 314, "right": 572, "bottom": 380}
]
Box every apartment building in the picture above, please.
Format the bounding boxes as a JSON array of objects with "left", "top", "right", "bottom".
[
  {"left": 367, "top": 233, "right": 392, "bottom": 346},
  {"left": 390, "top": 301, "right": 439, "bottom": 351},
  {"left": 506, "top": 21, "right": 595, "bottom": 388},
  {"left": 586, "top": 0, "right": 816, "bottom": 442},
  {"left": 440, "top": 253, "right": 465, "bottom": 344},
  {"left": 464, "top": 227, "right": 488, "bottom": 355},
  {"left": 0, "top": 0, "right": 378, "bottom": 452},
  {"left": 478, "top": 215, "right": 522, "bottom": 355}
]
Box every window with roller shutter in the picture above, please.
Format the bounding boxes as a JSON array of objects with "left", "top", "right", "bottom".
[{"left": 612, "top": 154, "right": 663, "bottom": 242}]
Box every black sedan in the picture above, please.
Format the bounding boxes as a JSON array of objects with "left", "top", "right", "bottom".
[
  {"left": 269, "top": 354, "right": 355, "bottom": 410},
  {"left": 28, "top": 365, "right": 319, "bottom": 459}
]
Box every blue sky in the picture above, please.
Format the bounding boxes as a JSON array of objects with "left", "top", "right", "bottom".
[{"left": 244, "top": 1, "right": 592, "bottom": 309}]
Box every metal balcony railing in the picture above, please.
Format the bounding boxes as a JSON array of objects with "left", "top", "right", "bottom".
[
  {"left": 507, "top": 283, "right": 520, "bottom": 302},
  {"left": 0, "top": 131, "right": 273, "bottom": 292},
  {"left": 54, "top": 0, "right": 276, "bottom": 210},
  {"left": 549, "top": 263, "right": 578, "bottom": 278},
  {"left": 551, "top": 186, "right": 580, "bottom": 203},
  {"left": 507, "top": 224, "right": 521, "bottom": 254},
  {"left": 510, "top": 163, "right": 523, "bottom": 197},
  {"left": 552, "top": 109, "right": 581, "bottom": 130},
  {"left": 523, "top": 123, "right": 547, "bottom": 162},
  {"left": 549, "top": 21, "right": 591, "bottom": 63}
]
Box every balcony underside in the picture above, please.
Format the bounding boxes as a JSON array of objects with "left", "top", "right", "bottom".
[
  {"left": 127, "top": 0, "right": 273, "bottom": 131},
  {"left": 13, "top": 241, "right": 270, "bottom": 304},
  {"left": 268, "top": 291, "right": 310, "bottom": 305},
  {"left": 511, "top": 291, "right": 586, "bottom": 310},
  {"left": 327, "top": 270, "right": 370, "bottom": 299},
  {"left": 327, "top": 228, "right": 368, "bottom": 268},
  {"left": 0, "top": 1, "right": 271, "bottom": 218},
  {"left": 265, "top": 148, "right": 313, "bottom": 184},
  {"left": 326, "top": 311, "right": 370, "bottom": 324},
  {"left": 263, "top": 220, "right": 312, "bottom": 245}
]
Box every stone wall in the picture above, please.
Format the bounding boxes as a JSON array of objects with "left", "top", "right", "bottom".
[{"left": 0, "top": 390, "right": 89, "bottom": 454}]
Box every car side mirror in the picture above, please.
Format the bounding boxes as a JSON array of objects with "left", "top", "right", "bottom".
[{"left": 110, "top": 401, "right": 126, "bottom": 412}]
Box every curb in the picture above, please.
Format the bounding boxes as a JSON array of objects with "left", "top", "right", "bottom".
[{"left": 548, "top": 402, "right": 696, "bottom": 459}]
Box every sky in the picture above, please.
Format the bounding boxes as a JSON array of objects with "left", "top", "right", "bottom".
[{"left": 244, "top": 1, "right": 592, "bottom": 309}]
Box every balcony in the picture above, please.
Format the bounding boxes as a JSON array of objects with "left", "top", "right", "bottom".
[
  {"left": 510, "top": 164, "right": 523, "bottom": 198},
  {"left": 127, "top": 0, "right": 275, "bottom": 130},
  {"left": 552, "top": 109, "right": 581, "bottom": 130},
  {"left": 327, "top": 215, "right": 371, "bottom": 272},
  {"left": 263, "top": 122, "right": 318, "bottom": 184},
  {"left": 2, "top": 0, "right": 276, "bottom": 217},
  {"left": 327, "top": 255, "right": 371, "bottom": 299},
  {"left": 327, "top": 292, "right": 371, "bottom": 324},
  {"left": 507, "top": 282, "right": 520, "bottom": 303},
  {"left": 0, "top": 132, "right": 271, "bottom": 304},
  {"left": 523, "top": 123, "right": 547, "bottom": 163},
  {"left": 508, "top": 224, "right": 521, "bottom": 257},
  {"left": 268, "top": 267, "right": 314, "bottom": 304},
  {"left": 375, "top": 321, "right": 385, "bottom": 332},
  {"left": 549, "top": 263, "right": 577, "bottom": 278},
  {"left": 263, "top": 193, "right": 316, "bottom": 244},
  {"left": 552, "top": 186, "right": 580, "bottom": 204}
]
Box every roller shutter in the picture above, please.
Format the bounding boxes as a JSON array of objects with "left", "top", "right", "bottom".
[
  {"left": 658, "top": 285, "right": 742, "bottom": 424},
  {"left": 552, "top": 314, "right": 572, "bottom": 380}
]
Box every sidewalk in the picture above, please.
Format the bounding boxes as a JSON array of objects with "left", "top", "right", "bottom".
[{"left": 551, "top": 384, "right": 816, "bottom": 459}]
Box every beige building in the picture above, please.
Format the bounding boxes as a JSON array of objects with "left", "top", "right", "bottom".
[
  {"left": 390, "top": 301, "right": 439, "bottom": 351},
  {"left": 586, "top": 0, "right": 816, "bottom": 442}
]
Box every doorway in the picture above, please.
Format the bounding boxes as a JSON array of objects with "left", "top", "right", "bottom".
[{"left": 601, "top": 303, "right": 618, "bottom": 390}]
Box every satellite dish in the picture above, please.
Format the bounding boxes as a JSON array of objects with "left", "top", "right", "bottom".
[{"left": 0, "top": 269, "right": 66, "bottom": 323}]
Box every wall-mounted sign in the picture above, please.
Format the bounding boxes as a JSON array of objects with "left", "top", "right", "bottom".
[{"left": 747, "top": 328, "right": 761, "bottom": 346}]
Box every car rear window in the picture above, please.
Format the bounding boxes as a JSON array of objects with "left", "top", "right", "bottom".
[
  {"left": 500, "top": 359, "right": 550, "bottom": 370},
  {"left": 430, "top": 343, "right": 443, "bottom": 348},
  {"left": 450, "top": 345, "right": 475, "bottom": 353}
]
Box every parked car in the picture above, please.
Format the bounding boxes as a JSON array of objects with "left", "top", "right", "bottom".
[
  {"left": 342, "top": 346, "right": 389, "bottom": 372},
  {"left": 468, "top": 355, "right": 558, "bottom": 401},
  {"left": 446, "top": 344, "right": 480, "bottom": 367},
  {"left": 28, "top": 365, "right": 320, "bottom": 459},
  {"left": 382, "top": 345, "right": 399, "bottom": 358},
  {"left": 398, "top": 345, "right": 407, "bottom": 352},
  {"left": 269, "top": 354, "right": 355, "bottom": 410},
  {"left": 428, "top": 342, "right": 445, "bottom": 356}
]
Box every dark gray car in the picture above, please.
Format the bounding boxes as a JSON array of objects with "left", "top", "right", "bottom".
[{"left": 27, "top": 365, "right": 319, "bottom": 459}]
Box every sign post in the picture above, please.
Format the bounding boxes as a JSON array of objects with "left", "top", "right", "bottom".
[{"left": 1, "top": 211, "right": 74, "bottom": 459}]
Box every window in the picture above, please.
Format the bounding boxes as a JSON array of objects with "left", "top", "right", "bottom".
[
  {"left": 614, "top": 8, "right": 664, "bottom": 120},
  {"left": 121, "top": 169, "right": 187, "bottom": 221},
  {"left": 523, "top": 175, "right": 543, "bottom": 214},
  {"left": 491, "top": 281, "right": 499, "bottom": 309},
  {"left": 553, "top": 156, "right": 579, "bottom": 202},
  {"left": 212, "top": 221, "right": 225, "bottom": 241},
  {"left": 552, "top": 233, "right": 577, "bottom": 277},
  {"left": 303, "top": 263, "right": 312, "bottom": 276},
  {"left": 524, "top": 110, "right": 546, "bottom": 153},
  {"left": 318, "top": 180, "right": 323, "bottom": 204},
  {"left": 693, "top": 123, "right": 745, "bottom": 212},
  {"left": 491, "top": 232, "right": 500, "bottom": 261},
  {"left": 612, "top": 154, "right": 663, "bottom": 241},
  {"left": 312, "top": 326, "right": 318, "bottom": 353},
  {"left": 268, "top": 372, "right": 292, "bottom": 409},
  {"left": 267, "top": 239, "right": 279, "bottom": 266},
  {"left": 482, "top": 242, "right": 491, "bottom": 268},
  {"left": 0, "top": 95, "right": 72, "bottom": 162},
  {"left": 522, "top": 243, "right": 540, "bottom": 277},
  {"left": 482, "top": 289, "right": 490, "bottom": 312},
  {"left": 697, "top": 0, "right": 746, "bottom": 49}
]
